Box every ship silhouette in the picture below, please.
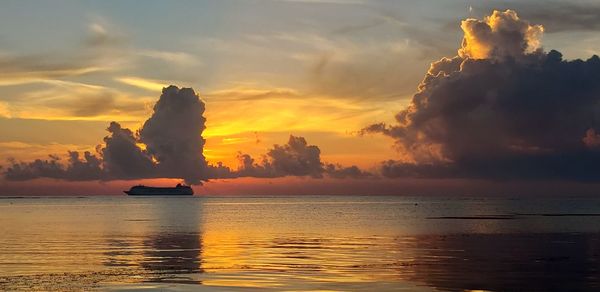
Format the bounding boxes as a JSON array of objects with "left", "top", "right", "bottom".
[{"left": 124, "top": 183, "right": 194, "bottom": 196}]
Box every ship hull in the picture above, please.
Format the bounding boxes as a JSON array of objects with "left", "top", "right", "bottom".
[
  {"left": 124, "top": 185, "right": 194, "bottom": 196},
  {"left": 124, "top": 191, "right": 193, "bottom": 196}
]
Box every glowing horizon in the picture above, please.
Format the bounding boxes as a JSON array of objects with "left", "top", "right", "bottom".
[{"left": 3, "top": 2, "right": 600, "bottom": 195}]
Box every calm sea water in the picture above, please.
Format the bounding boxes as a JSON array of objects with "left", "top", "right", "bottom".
[{"left": 1, "top": 195, "right": 600, "bottom": 291}]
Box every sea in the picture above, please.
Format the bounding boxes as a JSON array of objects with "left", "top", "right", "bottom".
[{"left": 1, "top": 195, "right": 600, "bottom": 291}]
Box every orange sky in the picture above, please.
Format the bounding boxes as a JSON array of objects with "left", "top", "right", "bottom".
[{"left": 2, "top": 2, "right": 600, "bottom": 195}]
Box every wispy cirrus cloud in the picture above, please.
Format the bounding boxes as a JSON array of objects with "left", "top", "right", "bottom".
[
  {"left": 115, "top": 76, "right": 170, "bottom": 92},
  {"left": 0, "top": 102, "right": 12, "bottom": 118},
  {"left": 277, "top": 0, "right": 366, "bottom": 4},
  {"left": 0, "top": 54, "right": 106, "bottom": 87},
  {"left": 0, "top": 19, "right": 128, "bottom": 88},
  {"left": 4, "top": 80, "right": 151, "bottom": 121},
  {"left": 137, "top": 49, "right": 201, "bottom": 66},
  {"left": 205, "top": 85, "right": 300, "bottom": 101}
]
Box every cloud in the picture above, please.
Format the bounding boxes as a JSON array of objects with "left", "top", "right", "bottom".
[
  {"left": 458, "top": 10, "right": 543, "bottom": 60},
  {"left": 68, "top": 94, "right": 116, "bottom": 117},
  {"left": 330, "top": 20, "right": 386, "bottom": 35},
  {"left": 374, "top": 12, "right": 456, "bottom": 58},
  {"left": 64, "top": 151, "right": 104, "bottom": 181},
  {"left": 115, "top": 76, "right": 169, "bottom": 92},
  {"left": 278, "top": 0, "right": 365, "bottom": 4},
  {"left": 301, "top": 17, "right": 454, "bottom": 102},
  {"left": 205, "top": 86, "right": 301, "bottom": 102},
  {"left": 99, "top": 121, "right": 156, "bottom": 179},
  {"left": 3, "top": 86, "right": 210, "bottom": 184},
  {"left": 86, "top": 22, "right": 126, "bottom": 47},
  {"left": 0, "top": 102, "right": 11, "bottom": 118},
  {"left": 4, "top": 151, "right": 102, "bottom": 181},
  {"left": 137, "top": 50, "right": 201, "bottom": 66},
  {"left": 0, "top": 20, "right": 128, "bottom": 88},
  {"left": 364, "top": 10, "right": 600, "bottom": 182},
  {"left": 236, "top": 135, "right": 370, "bottom": 179},
  {"left": 139, "top": 86, "right": 208, "bottom": 184},
  {"left": 236, "top": 135, "right": 323, "bottom": 178},
  {"left": 324, "top": 163, "right": 370, "bottom": 179},
  {"left": 306, "top": 45, "right": 430, "bottom": 104},
  {"left": 3, "top": 86, "right": 367, "bottom": 183},
  {"left": 0, "top": 54, "right": 105, "bottom": 86},
  {"left": 3, "top": 80, "right": 150, "bottom": 120}
]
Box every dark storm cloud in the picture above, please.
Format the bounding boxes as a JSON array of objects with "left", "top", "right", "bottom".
[
  {"left": 364, "top": 10, "right": 600, "bottom": 182},
  {"left": 236, "top": 135, "right": 370, "bottom": 179}
]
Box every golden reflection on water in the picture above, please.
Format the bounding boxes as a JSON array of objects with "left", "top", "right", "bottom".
[{"left": 2, "top": 196, "right": 600, "bottom": 291}]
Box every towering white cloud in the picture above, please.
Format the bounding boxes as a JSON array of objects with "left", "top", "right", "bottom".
[{"left": 458, "top": 10, "right": 544, "bottom": 60}]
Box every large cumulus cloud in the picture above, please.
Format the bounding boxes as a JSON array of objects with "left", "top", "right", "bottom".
[
  {"left": 139, "top": 86, "right": 208, "bottom": 183},
  {"left": 364, "top": 10, "right": 600, "bottom": 181},
  {"left": 4, "top": 86, "right": 209, "bottom": 184}
]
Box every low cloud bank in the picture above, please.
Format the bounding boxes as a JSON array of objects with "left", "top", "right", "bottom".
[
  {"left": 4, "top": 86, "right": 368, "bottom": 184},
  {"left": 236, "top": 135, "right": 371, "bottom": 179}
]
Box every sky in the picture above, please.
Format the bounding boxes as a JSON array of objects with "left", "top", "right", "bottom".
[{"left": 2, "top": 0, "right": 600, "bottom": 195}]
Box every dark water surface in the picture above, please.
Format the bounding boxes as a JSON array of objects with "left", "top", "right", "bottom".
[{"left": 1, "top": 195, "right": 600, "bottom": 291}]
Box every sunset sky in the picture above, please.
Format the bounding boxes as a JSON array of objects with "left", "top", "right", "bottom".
[{"left": 2, "top": 0, "right": 600, "bottom": 195}]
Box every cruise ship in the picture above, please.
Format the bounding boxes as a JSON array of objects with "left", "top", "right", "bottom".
[{"left": 124, "top": 184, "right": 194, "bottom": 196}]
